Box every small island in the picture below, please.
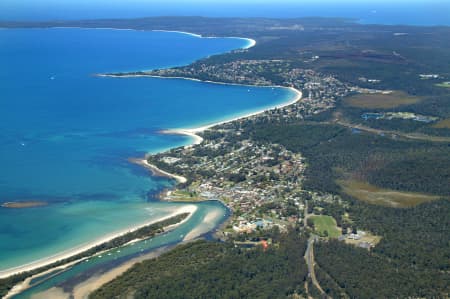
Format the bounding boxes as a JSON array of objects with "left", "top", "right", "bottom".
[{"left": 1, "top": 201, "right": 48, "bottom": 209}]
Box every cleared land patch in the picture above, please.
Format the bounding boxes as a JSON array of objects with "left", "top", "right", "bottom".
[
  {"left": 338, "top": 179, "right": 440, "bottom": 208},
  {"left": 344, "top": 91, "right": 421, "bottom": 109},
  {"left": 433, "top": 118, "right": 450, "bottom": 128},
  {"left": 166, "top": 189, "right": 205, "bottom": 202},
  {"left": 344, "top": 231, "right": 382, "bottom": 247},
  {"left": 310, "top": 215, "right": 341, "bottom": 238}
]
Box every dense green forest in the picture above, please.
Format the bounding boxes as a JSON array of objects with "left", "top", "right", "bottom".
[
  {"left": 308, "top": 195, "right": 450, "bottom": 297},
  {"left": 91, "top": 229, "right": 308, "bottom": 299},
  {"left": 315, "top": 237, "right": 449, "bottom": 298},
  {"left": 351, "top": 199, "right": 450, "bottom": 271}
]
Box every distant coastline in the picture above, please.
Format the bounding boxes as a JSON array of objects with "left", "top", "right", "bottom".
[
  {"left": 52, "top": 26, "right": 256, "bottom": 50},
  {"left": 152, "top": 29, "right": 256, "bottom": 49}
]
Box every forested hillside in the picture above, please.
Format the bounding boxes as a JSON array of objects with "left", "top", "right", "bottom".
[{"left": 91, "top": 230, "right": 308, "bottom": 299}]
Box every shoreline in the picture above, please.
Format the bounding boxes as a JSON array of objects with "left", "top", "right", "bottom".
[
  {"left": 152, "top": 29, "right": 256, "bottom": 49},
  {"left": 71, "top": 246, "right": 170, "bottom": 299},
  {"left": 49, "top": 27, "right": 256, "bottom": 50},
  {"left": 120, "top": 77, "right": 301, "bottom": 188},
  {"left": 99, "top": 73, "right": 302, "bottom": 134},
  {"left": 120, "top": 76, "right": 302, "bottom": 188},
  {"left": 4, "top": 209, "right": 196, "bottom": 299},
  {"left": 159, "top": 128, "right": 204, "bottom": 145},
  {"left": 178, "top": 85, "right": 302, "bottom": 133},
  {"left": 130, "top": 158, "right": 188, "bottom": 184},
  {"left": 0, "top": 204, "right": 197, "bottom": 279}
]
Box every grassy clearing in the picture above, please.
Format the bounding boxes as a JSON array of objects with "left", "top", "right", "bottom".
[
  {"left": 168, "top": 189, "right": 205, "bottom": 202},
  {"left": 344, "top": 91, "right": 421, "bottom": 109},
  {"left": 433, "top": 118, "right": 450, "bottom": 128},
  {"left": 310, "top": 215, "right": 341, "bottom": 238},
  {"left": 338, "top": 179, "right": 440, "bottom": 208},
  {"left": 435, "top": 82, "right": 450, "bottom": 88}
]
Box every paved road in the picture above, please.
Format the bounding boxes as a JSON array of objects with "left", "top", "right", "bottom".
[
  {"left": 334, "top": 120, "right": 450, "bottom": 143},
  {"left": 304, "top": 201, "right": 309, "bottom": 228},
  {"left": 305, "top": 236, "right": 329, "bottom": 298}
]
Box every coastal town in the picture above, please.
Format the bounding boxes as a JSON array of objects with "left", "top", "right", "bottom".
[
  {"left": 144, "top": 58, "right": 376, "bottom": 244},
  {"left": 150, "top": 136, "right": 307, "bottom": 232}
]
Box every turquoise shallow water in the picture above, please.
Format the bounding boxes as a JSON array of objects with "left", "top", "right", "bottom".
[
  {"left": 0, "top": 27, "right": 297, "bottom": 273},
  {"left": 14, "top": 201, "right": 230, "bottom": 299}
]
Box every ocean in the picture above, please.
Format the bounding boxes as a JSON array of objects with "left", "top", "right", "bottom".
[{"left": 0, "top": 27, "right": 296, "bottom": 275}]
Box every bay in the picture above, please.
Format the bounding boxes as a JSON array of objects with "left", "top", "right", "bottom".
[{"left": 0, "top": 28, "right": 296, "bottom": 273}]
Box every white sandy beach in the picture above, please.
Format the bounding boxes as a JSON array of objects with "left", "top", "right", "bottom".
[
  {"left": 99, "top": 72, "right": 303, "bottom": 144},
  {"left": 69, "top": 205, "right": 225, "bottom": 298},
  {"left": 4, "top": 206, "right": 197, "bottom": 299},
  {"left": 0, "top": 204, "right": 197, "bottom": 279},
  {"left": 160, "top": 128, "right": 204, "bottom": 145},
  {"left": 52, "top": 27, "right": 256, "bottom": 54},
  {"left": 152, "top": 29, "right": 256, "bottom": 50},
  {"left": 16, "top": 204, "right": 221, "bottom": 299},
  {"left": 158, "top": 85, "right": 301, "bottom": 146},
  {"left": 181, "top": 86, "right": 302, "bottom": 133}
]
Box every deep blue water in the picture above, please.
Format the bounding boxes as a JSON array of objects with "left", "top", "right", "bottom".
[
  {"left": 0, "top": 28, "right": 296, "bottom": 272},
  {"left": 0, "top": 1, "right": 449, "bottom": 26}
]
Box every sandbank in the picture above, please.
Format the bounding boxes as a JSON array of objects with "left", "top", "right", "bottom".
[
  {"left": 130, "top": 158, "right": 187, "bottom": 184},
  {"left": 1, "top": 201, "right": 48, "bottom": 209},
  {"left": 183, "top": 208, "right": 224, "bottom": 241},
  {"left": 0, "top": 204, "right": 197, "bottom": 279},
  {"left": 71, "top": 246, "right": 168, "bottom": 299}
]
